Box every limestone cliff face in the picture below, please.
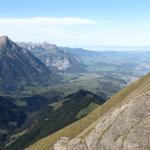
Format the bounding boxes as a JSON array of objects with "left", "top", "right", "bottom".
[
  {"left": 18, "top": 42, "right": 85, "bottom": 73},
  {"left": 54, "top": 82, "right": 150, "bottom": 150}
]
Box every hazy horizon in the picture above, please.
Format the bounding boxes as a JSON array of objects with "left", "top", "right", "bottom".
[
  {"left": 1, "top": 35, "right": 150, "bottom": 51},
  {"left": 0, "top": 0, "right": 150, "bottom": 50}
]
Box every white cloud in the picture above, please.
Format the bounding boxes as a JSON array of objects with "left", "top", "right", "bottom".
[
  {"left": 0, "top": 17, "right": 98, "bottom": 45},
  {"left": 0, "top": 17, "right": 96, "bottom": 25},
  {"left": 1, "top": 17, "right": 149, "bottom": 48}
]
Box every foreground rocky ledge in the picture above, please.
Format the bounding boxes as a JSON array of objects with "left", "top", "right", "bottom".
[{"left": 54, "top": 91, "right": 150, "bottom": 150}]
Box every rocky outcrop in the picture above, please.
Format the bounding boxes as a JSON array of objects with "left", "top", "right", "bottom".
[{"left": 54, "top": 81, "right": 150, "bottom": 150}]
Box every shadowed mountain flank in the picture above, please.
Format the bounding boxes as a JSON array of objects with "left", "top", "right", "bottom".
[{"left": 0, "top": 36, "right": 57, "bottom": 93}]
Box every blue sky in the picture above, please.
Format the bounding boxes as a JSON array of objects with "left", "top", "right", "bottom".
[{"left": 0, "top": 0, "right": 150, "bottom": 49}]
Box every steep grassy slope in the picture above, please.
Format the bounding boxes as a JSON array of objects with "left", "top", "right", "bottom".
[{"left": 26, "top": 72, "right": 150, "bottom": 150}]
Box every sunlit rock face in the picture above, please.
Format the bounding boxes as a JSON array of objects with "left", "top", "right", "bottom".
[
  {"left": 18, "top": 42, "right": 85, "bottom": 73},
  {"left": 51, "top": 56, "right": 71, "bottom": 71}
]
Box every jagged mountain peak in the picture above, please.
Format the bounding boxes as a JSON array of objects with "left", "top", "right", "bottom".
[
  {"left": 41, "top": 42, "right": 57, "bottom": 50},
  {"left": 0, "top": 36, "right": 58, "bottom": 94},
  {"left": 0, "top": 35, "right": 9, "bottom": 42},
  {"left": 0, "top": 35, "right": 13, "bottom": 49}
]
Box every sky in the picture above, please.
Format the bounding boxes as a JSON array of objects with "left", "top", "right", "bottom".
[{"left": 0, "top": 0, "right": 150, "bottom": 50}]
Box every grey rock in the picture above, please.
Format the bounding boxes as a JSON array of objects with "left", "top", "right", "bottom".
[
  {"left": 54, "top": 90, "right": 150, "bottom": 150},
  {"left": 18, "top": 42, "right": 85, "bottom": 73}
]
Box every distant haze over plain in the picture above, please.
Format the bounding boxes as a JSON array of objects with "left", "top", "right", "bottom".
[{"left": 77, "top": 46, "right": 150, "bottom": 51}]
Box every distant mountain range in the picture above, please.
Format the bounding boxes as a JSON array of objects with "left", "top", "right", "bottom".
[
  {"left": 0, "top": 36, "right": 87, "bottom": 94},
  {"left": 18, "top": 42, "right": 85, "bottom": 73}
]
